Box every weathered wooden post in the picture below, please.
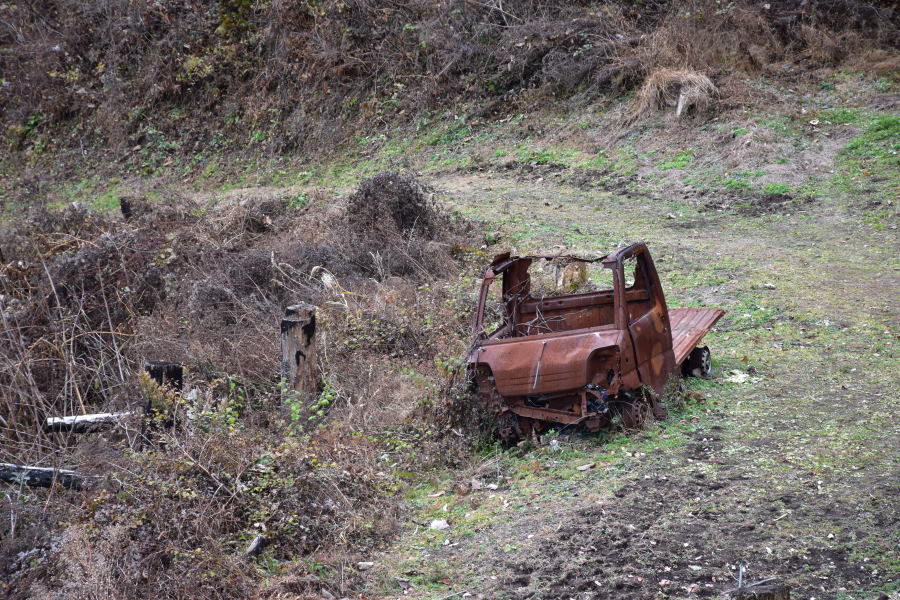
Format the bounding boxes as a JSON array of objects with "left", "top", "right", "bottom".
[
  {"left": 139, "top": 361, "right": 184, "bottom": 449},
  {"left": 280, "top": 303, "right": 318, "bottom": 402},
  {"left": 144, "top": 361, "right": 184, "bottom": 391}
]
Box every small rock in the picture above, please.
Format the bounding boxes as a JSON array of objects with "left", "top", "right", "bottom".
[
  {"left": 356, "top": 561, "right": 374, "bottom": 571},
  {"left": 454, "top": 480, "right": 472, "bottom": 496},
  {"left": 764, "top": 282, "right": 776, "bottom": 289},
  {"left": 244, "top": 534, "right": 267, "bottom": 557},
  {"left": 666, "top": 213, "right": 677, "bottom": 219},
  {"left": 429, "top": 519, "right": 450, "bottom": 530},
  {"left": 577, "top": 463, "right": 596, "bottom": 471}
]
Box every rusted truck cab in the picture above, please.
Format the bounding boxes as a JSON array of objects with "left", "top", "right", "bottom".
[{"left": 468, "top": 242, "right": 724, "bottom": 443}]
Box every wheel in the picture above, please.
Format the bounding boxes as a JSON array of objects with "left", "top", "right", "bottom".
[
  {"left": 497, "top": 411, "right": 523, "bottom": 446},
  {"left": 471, "top": 370, "right": 523, "bottom": 446},
  {"left": 682, "top": 345, "right": 712, "bottom": 378},
  {"left": 611, "top": 390, "right": 651, "bottom": 430}
]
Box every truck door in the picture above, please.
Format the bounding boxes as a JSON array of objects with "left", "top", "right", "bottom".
[{"left": 620, "top": 248, "right": 675, "bottom": 395}]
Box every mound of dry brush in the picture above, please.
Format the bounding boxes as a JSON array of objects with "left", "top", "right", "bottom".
[{"left": 0, "top": 172, "right": 485, "bottom": 599}]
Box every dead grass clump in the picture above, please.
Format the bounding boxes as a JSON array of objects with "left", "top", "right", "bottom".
[
  {"left": 209, "top": 195, "right": 288, "bottom": 249},
  {"left": 799, "top": 24, "right": 851, "bottom": 67},
  {"left": 341, "top": 172, "right": 462, "bottom": 279},
  {"left": 347, "top": 172, "right": 437, "bottom": 242},
  {"left": 630, "top": 68, "right": 718, "bottom": 121},
  {"left": 633, "top": 0, "right": 785, "bottom": 77}
]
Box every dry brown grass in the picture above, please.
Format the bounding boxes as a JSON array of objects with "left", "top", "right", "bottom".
[
  {"left": 0, "top": 172, "right": 482, "bottom": 598},
  {"left": 630, "top": 68, "right": 718, "bottom": 121}
]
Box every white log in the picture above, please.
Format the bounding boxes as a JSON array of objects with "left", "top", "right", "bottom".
[
  {"left": 0, "top": 463, "right": 92, "bottom": 489},
  {"left": 45, "top": 412, "right": 133, "bottom": 433}
]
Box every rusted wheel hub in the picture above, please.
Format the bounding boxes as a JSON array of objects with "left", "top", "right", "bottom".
[
  {"left": 612, "top": 393, "right": 652, "bottom": 430},
  {"left": 497, "top": 411, "right": 523, "bottom": 445}
]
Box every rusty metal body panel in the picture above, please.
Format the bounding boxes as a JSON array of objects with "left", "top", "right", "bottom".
[
  {"left": 670, "top": 308, "right": 725, "bottom": 365},
  {"left": 468, "top": 243, "right": 725, "bottom": 442}
]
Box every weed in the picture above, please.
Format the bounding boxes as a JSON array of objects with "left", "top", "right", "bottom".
[
  {"left": 819, "top": 108, "right": 862, "bottom": 125},
  {"left": 287, "top": 194, "right": 309, "bottom": 210},
  {"left": 515, "top": 146, "right": 579, "bottom": 166},
  {"left": 723, "top": 178, "right": 752, "bottom": 191},
  {"left": 761, "top": 183, "right": 791, "bottom": 196},
  {"left": 578, "top": 151, "right": 611, "bottom": 170},
  {"left": 658, "top": 150, "right": 693, "bottom": 171}
]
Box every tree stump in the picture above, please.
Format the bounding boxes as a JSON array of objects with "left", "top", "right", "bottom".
[
  {"left": 139, "top": 361, "right": 183, "bottom": 449},
  {"left": 280, "top": 303, "right": 319, "bottom": 402},
  {"left": 735, "top": 583, "right": 790, "bottom": 600},
  {"left": 144, "top": 361, "right": 184, "bottom": 391}
]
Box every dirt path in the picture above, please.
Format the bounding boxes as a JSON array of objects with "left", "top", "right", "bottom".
[{"left": 362, "top": 171, "right": 898, "bottom": 599}]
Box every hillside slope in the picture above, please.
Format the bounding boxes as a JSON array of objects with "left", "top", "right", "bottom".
[{"left": 1, "top": 1, "right": 898, "bottom": 599}]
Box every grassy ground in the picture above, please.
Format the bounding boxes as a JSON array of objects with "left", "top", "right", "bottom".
[
  {"left": 2, "top": 71, "right": 896, "bottom": 600},
  {"left": 349, "top": 102, "right": 899, "bottom": 598}
]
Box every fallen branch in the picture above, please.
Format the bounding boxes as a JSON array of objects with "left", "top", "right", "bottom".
[
  {"left": 44, "top": 411, "right": 133, "bottom": 433},
  {"left": 0, "top": 463, "right": 94, "bottom": 489}
]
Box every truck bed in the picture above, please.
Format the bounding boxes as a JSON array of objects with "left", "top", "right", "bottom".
[{"left": 669, "top": 308, "right": 726, "bottom": 365}]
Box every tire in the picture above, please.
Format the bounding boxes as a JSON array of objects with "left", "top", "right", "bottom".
[
  {"left": 472, "top": 371, "right": 523, "bottom": 446},
  {"left": 611, "top": 390, "right": 651, "bottom": 430},
  {"left": 496, "top": 411, "right": 523, "bottom": 446},
  {"left": 681, "top": 345, "right": 712, "bottom": 378}
]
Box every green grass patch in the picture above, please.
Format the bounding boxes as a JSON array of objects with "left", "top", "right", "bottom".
[
  {"left": 832, "top": 114, "right": 900, "bottom": 210},
  {"left": 818, "top": 107, "right": 863, "bottom": 125},
  {"left": 761, "top": 183, "right": 791, "bottom": 196},
  {"left": 287, "top": 194, "right": 309, "bottom": 210},
  {"left": 723, "top": 178, "right": 752, "bottom": 191},
  {"left": 515, "top": 145, "right": 580, "bottom": 166},
  {"left": 422, "top": 120, "right": 471, "bottom": 147},
  {"left": 578, "top": 151, "right": 611, "bottom": 170},
  {"left": 658, "top": 150, "right": 693, "bottom": 171}
]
